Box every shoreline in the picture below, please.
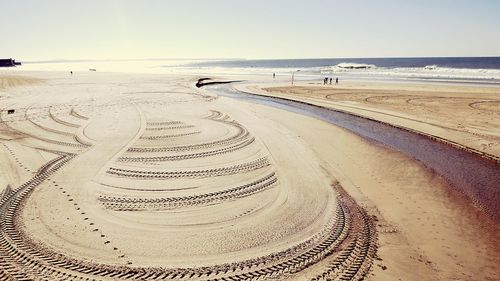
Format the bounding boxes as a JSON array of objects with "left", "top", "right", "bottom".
[
  {"left": 208, "top": 82, "right": 499, "bottom": 280},
  {"left": 236, "top": 80, "right": 500, "bottom": 157},
  {"left": 203, "top": 81, "right": 500, "bottom": 223},
  {"left": 232, "top": 82, "right": 499, "bottom": 163}
]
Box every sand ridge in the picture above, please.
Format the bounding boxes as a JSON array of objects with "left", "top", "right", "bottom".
[{"left": 0, "top": 75, "right": 42, "bottom": 91}]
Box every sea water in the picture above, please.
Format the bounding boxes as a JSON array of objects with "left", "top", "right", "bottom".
[{"left": 178, "top": 57, "right": 500, "bottom": 84}]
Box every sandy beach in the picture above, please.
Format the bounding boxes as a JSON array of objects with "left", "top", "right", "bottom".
[
  {"left": 3, "top": 0, "right": 500, "bottom": 280},
  {"left": 0, "top": 72, "right": 498, "bottom": 281},
  {"left": 240, "top": 81, "right": 500, "bottom": 159}
]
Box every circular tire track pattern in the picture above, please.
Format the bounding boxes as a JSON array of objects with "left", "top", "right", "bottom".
[
  {"left": 139, "top": 131, "right": 201, "bottom": 140},
  {"left": 468, "top": 100, "right": 500, "bottom": 113},
  {"left": 120, "top": 113, "right": 260, "bottom": 162},
  {"left": 128, "top": 120, "right": 249, "bottom": 153},
  {"left": 1, "top": 79, "right": 377, "bottom": 280},
  {"left": 1, "top": 165, "right": 376, "bottom": 280},
  {"left": 118, "top": 137, "right": 256, "bottom": 162},
  {"left": 98, "top": 172, "right": 278, "bottom": 210},
  {"left": 1, "top": 105, "right": 92, "bottom": 151},
  {"left": 145, "top": 124, "right": 195, "bottom": 131},
  {"left": 49, "top": 106, "right": 81, "bottom": 128},
  {"left": 70, "top": 108, "right": 90, "bottom": 120},
  {"left": 107, "top": 157, "right": 270, "bottom": 179}
]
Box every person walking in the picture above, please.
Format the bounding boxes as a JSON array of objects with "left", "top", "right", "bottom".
[
  {"left": 329, "top": 78, "right": 332, "bottom": 85},
  {"left": 336, "top": 77, "right": 339, "bottom": 85},
  {"left": 273, "top": 73, "right": 275, "bottom": 79}
]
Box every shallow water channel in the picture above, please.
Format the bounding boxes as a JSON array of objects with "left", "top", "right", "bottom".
[{"left": 206, "top": 83, "right": 500, "bottom": 223}]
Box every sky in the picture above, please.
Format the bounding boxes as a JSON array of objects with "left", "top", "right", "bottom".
[{"left": 1, "top": 0, "right": 500, "bottom": 61}]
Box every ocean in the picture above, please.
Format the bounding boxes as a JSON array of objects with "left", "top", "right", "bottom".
[
  {"left": 186, "top": 57, "right": 500, "bottom": 69},
  {"left": 179, "top": 57, "right": 500, "bottom": 84}
]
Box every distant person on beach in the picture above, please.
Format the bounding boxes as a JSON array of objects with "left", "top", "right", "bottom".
[
  {"left": 273, "top": 73, "right": 275, "bottom": 79},
  {"left": 329, "top": 78, "right": 332, "bottom": 85},
  {"left": 324, "top": 77, "right": 328, "bottom": 85},
  {"left": 336, "top": 77, "right": 339, "bottom": 84},
  {"left": 70, "top": 71, "right": 73, "bottom": 75}
]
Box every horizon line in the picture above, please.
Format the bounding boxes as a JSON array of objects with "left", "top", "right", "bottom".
[{"left": 18, "top": 55, "right": 500, "bottom": 64}]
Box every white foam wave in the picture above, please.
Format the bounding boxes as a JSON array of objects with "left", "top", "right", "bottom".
[
  {"left": 315, "top": 64, "right": 500, "bottom": 81},
  {"left": 335, "top": 63, "right": 376, "bottom": 69}
]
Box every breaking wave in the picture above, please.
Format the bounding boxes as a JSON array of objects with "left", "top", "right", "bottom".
[{"left": 317, "top": 64, "right": 500, "bottom": 82}]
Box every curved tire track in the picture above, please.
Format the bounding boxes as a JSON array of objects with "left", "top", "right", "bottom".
[{"left": 99, "top": 172, "right": 278, "bottom": 210}]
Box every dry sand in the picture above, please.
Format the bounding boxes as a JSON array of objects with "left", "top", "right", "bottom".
[
  {"left": 0, "top": 73, "right": 498, "bottom": 280},
  {"left": 0, "top": 75, "right": 42, "bottom": 90}
]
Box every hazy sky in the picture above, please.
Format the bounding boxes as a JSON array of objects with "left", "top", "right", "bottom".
[{"left": 1, "top": 0, "right": 500, "bottom": 60}]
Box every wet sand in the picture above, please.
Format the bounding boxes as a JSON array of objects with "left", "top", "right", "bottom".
[
  {"left": 230, "top": 80, "right": 500, "bottom": 280},
  {"left": 0, "top": 73, "right": 498, "bottom": 280},
  {"left": 211, "top": 83, "right": 500, "bottom": 222},
  {"left": 242, "top": 81, "right": 500, "bottom": 159}
]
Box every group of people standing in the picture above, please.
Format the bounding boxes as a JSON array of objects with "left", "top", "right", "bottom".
[
  {"left": 272, "top": 73, "right": 339, "bottom": 86},
  {"left": 324, "top": 77, "right": 338, "bottom": 85}
]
